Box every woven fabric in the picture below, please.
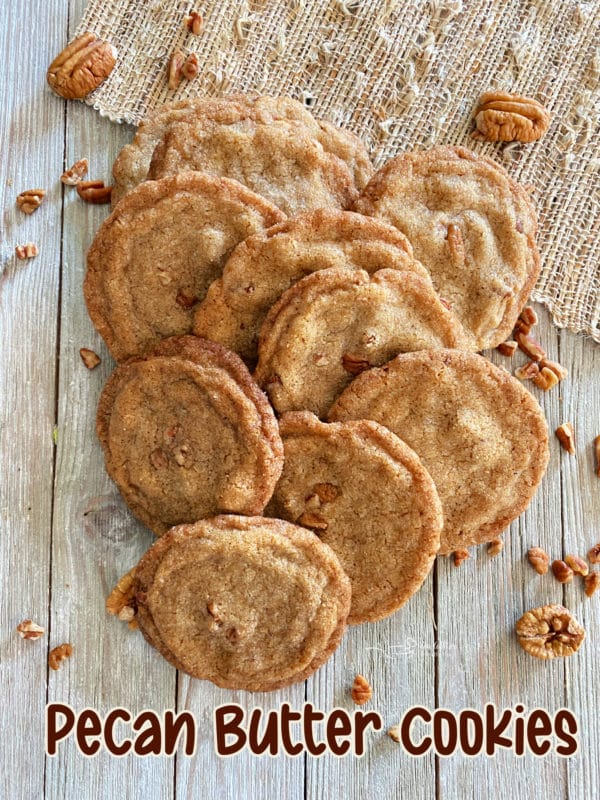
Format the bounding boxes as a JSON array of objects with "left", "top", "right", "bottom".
[{"left": 77, "top": 0, "right": 600, "bottom": 342}]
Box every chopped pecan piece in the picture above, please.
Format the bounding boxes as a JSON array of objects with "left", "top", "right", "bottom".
[
  {"left": 594, "top": 436, "right": 600, "bottom": 477},
  {"left": 446, "top": 223, "right": 465, "bottom": 267},
  {"left": 351, "top": 674, "right": 372, "bottom": 705},
  {"left": 527, "top": 546, "right": 550, "bottom": 574},
  {"left": 168, "top": 49, "right": 185, "bottom": 90},
  {"left": 76, "top": 180, "right": 112, "bottom": 204},
  {"left": 48, "top": 643, "right": 73, "bottom": 670},
  {"left": 533, "top": 367, "right": 559, "bottom": 391},
  {"left": 496, "top": 340, "right": 517, "bottom": 357},
  {"left": 176, "top": 291, "right": 199, "bottom": 309},
  {"left": 552, "top": 559, "right": 574, "bottom": 584},
  {"left": 488, "top": 539, "right": 504, "bottom": 557},
  {"left": 342, "top": 353, "right": 370, "bottom": 375},
  {"left": 584, "top": 572, "right": 600, "bottom": 598},
  {"left": 313, "top": 483, "right": 339, "bottom": 502},
  {"left": 387, "top": 725, "right": 402, "bottom": 743},
  {"left": 182, "top": 53, "right": 199, "bottom": 81},
  {"left": 515, "top": 332, "right": 546, "bottom": 362},
  {"left": 79, "top": 347, "right": 101, "bottom": 369},
  {"left": 15, "top": 243, "right": 39, "bottom": 260},
  {"left": 519, "top": 306, "right": 538, "bottom": 327},
  {"left": 16, "top": 188, "right": 46, "bottom": 214},
  {"left": 185, "top": 11, "right": 203, "bottom": 35},
  {"left": 61, "top": 158, "right": 89, "bottom": 185},
  {"left": 588, "top": 543, "right": 600, "bottom": 564},
  {"left": 149, "top": 448, "right": 169, "bottom": 469},
  {"left": 106, "top": 568, "right": 138, "bottom": 628},
  {"left": 555, "top": 423, "right": 575, "bottom": 454},
  {"left": 472, "top": 92, "right": 550, "bottom": 143},
  {"left": 16, "top": 619, "right": 45, "bottom": 640},
  {"left": 297, "top": 511, "right": 328, "bottom": 531},
  {"left": 514, "top": 361, "right": 539, "bottom": 381},
  {"left": 540, "top": 359, "right": 568, "bottom": 381},
  {"left": 453, "top": 549, "right": 470, "bottom": 567},
  {"left": 47, "top": 32, "right": 117, "bottom": 99},
  {"left": 516, "top": 605, "right": 584, "bottom": 659}
]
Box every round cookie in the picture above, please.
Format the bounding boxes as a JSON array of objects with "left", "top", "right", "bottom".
[
  {"left": 266, "top": 412, "right": 442, "bottom": 624},
  {"left": 96, "top": 336, "right": 283, "bottom": 536},
  {"left": 353, "top": 146, "right": 540, "bottom": 350},
  {"left": 133, "top": 515, "right": 352, "bottom": 691},
  {"left": 112, "top": 94, "right": 373, "bottom": 206},
  {"left": 84, "top": 172, "right": 284, "bottom": 362},
  {"left": 193, "top": 209, "right": 428, "bottom": 365},
  {"left": 148, "top": 117, "right": 358, "bottom": 216},
  {"left": 328, "top": 349, "right": 549, "bottom": 554},
  {"left": 254, "top": 267, "right": 471, "bottom": 418}
]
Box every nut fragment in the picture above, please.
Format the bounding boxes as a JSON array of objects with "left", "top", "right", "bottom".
[
  {"left": 539, "top": 359, "right": 568, "bottom": 382},
  {"left": 516, "top": 604, "right": 584, "bottom": 659},
  {"left": 313, "top": 483, "right": 339, "bottom": 502},
  {"left": 48, "top": 643, "right": 74, "bottom": 670},
  {"left": 149, "top": 448, "right": 169, "bottom": 469},
  {"left": 555, "top": 423, "right": 575, "bottom": 454},
  {"left": 15, "top": 243, "right": 39, "bottom": 260},
  {"left": 533, "top": 367, "right": 560, "bottom": 392},
  {"left": 551, "top": 559, "right": 574, "bottom": 584},
  {"left": 453, "top": 549, "right": 470, "bottom": 567},
  {"left": 472, "top": 92, "right": 550, "bottom": 143},
  {"left": 594, "top": 436, "right": 600, "bottom": 477},
  {"left": 351, "top": 674, "right": 372, "bottom": 705},
  {"left": 47, "top": 32, "right": 117, "bottom": 100},
  {"left": 79, "top": 348, "right": 101, "bottom": 369},
  {"left": 182, "top": 53, "right": 200, "bottom": 81},
  {"left": 168, "top": 49, "right": 185, "bottom": 90},
  {"left": 387, "top": 725, "right": 402, "bottom": 743},
  {"left": 16, "top": 620, "right": 45, "bottom": 640},
  {"left": 16, "top": 189, "right": 46, "bottom": 214},
  {"left": 588, "top": 543, "right": 600, "bottom": 564},
  {"left": 584, "top": 572, "right": 600, "bottom": 598},
  {"left": 565, "top": 554, "right": 589, "bottom": 577},
  {"left": 527, "top": 546, "right": 550, "bottom": 574},
  {"left": 342, "top": 353, "right": 371, "bottom": 375},
  {"left": 488, "top": 539, "right": 504, "bottom": 557},
  {"left": 185, "top": 11, "right": 203, "bottom": 35},
  {"left": 61, "top": 158, "right": 89, "bottom": 185},
  {"left": 176, "top": 291, "right": 199, "bottom": 309},
  {"left": 496, "top": 340, "right": 517, "bottom": 357},
  {"left": 106, "top": 568, "right": 138, "bottom": 628},
  {"left": 515, "top": 332, "right": 546, "bottom": 362},
  {"left": 519, "top": 306, "right": 538, "bottom": 327},
  {"left": 297, "top": 511, "right": 328, "bottom": 531},
  {"left": 446, "top": 223, "right": 465, "bottom": 267},
  {"left": 76, "top": 180, "right": 112, "bottom": 204},
  {"left": 514, "top": 361, "right": 539, "bottom": 381}
]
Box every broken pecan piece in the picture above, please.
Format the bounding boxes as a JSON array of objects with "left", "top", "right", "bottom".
[
  {"left": 176, "top": 291, "right": 199, "bottom": 309},
  {"left": 77, "top": 180, "right": 112, "bottom": 204},
  {"left": 185, "top": 11, "right": 203, "bottom": 35},
  {"left": 519, "top": 306, "right": 538, "bottom": 327},
  {"left": 351, "top": 674, "right": 372, "bottom": 705},
  {"left": 496, "top": 340, "right": 517, "bottom": 357},
  {"left": 47, "top": 32, "right": 117, "bottom": 99},
  {"left": 168, "top": 50, "right": 185, "bottom": 90},
  {"left": 533, "top": 367, "right": 560, "bottom": 391},
  {"left": 516, "top": 604, "right": 584, "bottom": 659},
  {"left": 565, "top": 554, "right": 588, "bottom": 577},
  {"left": 16, "top": 619, "right": 45, "bottom": 640},
  {"left": 555, "top": 423, "right": 575, "bottom": 454},
  {"left": 15, "top": 243, "right": 39, "bottom": 260},
  {"left": 584, "top": 572, "right": 600, "bottom": 598},
  {"left": 539, "top": 359, "right": 568, "bottom": 381},
  {"left": 297, "top": 511, "right": 328, "bottom": 531},
  {"left": 61, "top": 158, "right": 89, "bottom": 185},
  {"left": 588, "top": 543, "right": 600, "bottom": 564},
  {"left": 16, "top": 189, "right": 46, "bottom": 214},
  {"left": 488, "top": 539, "right": 504, "bottom": 557},
  {"left": 342, "top": 353, "right": 370, "bottom": 375},
  {"left": 527, "top": 546, "right": 550, "bottom": 574},
  {"left": 79, "top": 348, "right": 101, "bottom": 369},
  {"left": 515, "top": 332, "right": 546, "bottom": 362},
  {"left": 453, "top": 549, "right": 470, "bottom": 567},
  {"left": 48, "top": 643, "right": 74, "bottom": 670},
  {"left": 551, "top": 559, "right": 574, "bottom": 584},
  {"left": 182, "top": 53, "right": 199, "bottom": 81},
  {"left": 514, "top": 361, "right": 539, "bottom": 381},
  {"left": 106, "top": 568, "right": 138, "bottom": 628},
  {"left": 472, "top": 92, "right": 550, "bottom": 143}
]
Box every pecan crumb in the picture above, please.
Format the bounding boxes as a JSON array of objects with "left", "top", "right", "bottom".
[
  {"left": 342, "top": 353, "right": 371, "bottom": 375},
  {"left": 16, "top": 619, "right": 45, "bottom": 640},
  {"left": 77, "top": 180, "right": 112, "bottom": 204},
  {"left": 351, "top": 674, "right": 372, "bottom": 705},
  {"left": 551, "top": 559, "right": 574, "bottom": 584},
  {"left": 297, "top": 511, "right": 328, "bottom": 531},
  {"left": 472, "top": 92, "right": 550, "bottom": 143},
  {"left": 488, "top": 539, "right": 504, "bottom": 557},
  {"left": 594, "top": 436, "right": 600, "bottom": 477},
  {"left": 555, "top": 423, "right": 575, "bottom": 454},
  {"left": 496, "top": 340, "right": 517, "bottom": 357},
  {"left": 515, "top": 332, "right": 546, "bottom": 362},
  {"left": 584, "top": 572, "right": 600, "bottom": 598},
  {"left": 168, "top": 49, "right": 185, "bottom": 90},
  {"left": 387, "top": 725, "right": 402, "bottom": 743},
  {"left": 588, "top": 543, "right": 600, "bottom": 564},
  {"left": 515, "top": 361, "right": 539, "bottom": 381},
  {"left": 79, "top": 347, "right": 101, "bottom": 369},
  {"left": 16, "top": 188, "right": 46, "bottom": 214},
  {"left": 516, "top": 604, "right": 584, "bottom": 659},
  {"left": 61, "top": 158, "right": 89, "bottom": 185},
  {"left": 48, "top": 643, "right": 73, "bottom": 670},
  {"left": 176, "top": 291, "right": 199, "bottom": 309},
  {"left": 533, "top": 367, "right": 560, "bottom": 391},
  {"left": 527, "top": 546, "right": 550, "bottom": 574},
  {"left": 313, "top": 483, "right": 339, "bottom": 503},
  {"left": 453, "top": 549, "right": 470, "bottom": 567},
  {"left": 565, "top": 554, "right": 589, "bottom": 577},
  {"left": 15, "top": 243, "right": 39, "bottom": 260},
  {"left": 185, "top": 11, "right": 203, "bottom": 35},
  {"left": 182, "top": 53, "right": 199, "bottom": 81}
]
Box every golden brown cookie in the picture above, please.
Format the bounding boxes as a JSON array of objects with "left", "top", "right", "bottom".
[
  {"left": 329, "top": 349, "right": 549, "bottom": 554},
  {"left": 133, "top": 515, "right": 352, "bottom": 691},
  {"left": 267, "top": 412, "right": 442, "bottom": 623},
  {"left": 193, "top": 209, "right": 427, "bottom": 365},
  {"left": 112, "top": 95, "right": 373, "bottom": 206},
  {"left": 96, "top": 336, "right": 283, "bottom": 536},
  {"left": 254, "top": 267, "right": 471, "bottom": 417},
  {"left": 84, "top": 172, "right": 284, "bottom": 362},
  {"left": 353, "top": 146, "right": 540, "bottom": 350}
]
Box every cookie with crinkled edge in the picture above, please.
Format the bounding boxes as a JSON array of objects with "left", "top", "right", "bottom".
[
  {"left": 112, "top": 94, "right": 373, "bottom": 206},
  {"left": 266, "top": 411, "right": 442, "bottom": 623},
  {"left": 328, "top": 349, "right": 549, "bottom": 554},
  {"left": 84, "top": 172, "right": 284, "bottom": 362},
  {"left": 254, "top": 267, "right": 472, "bottom": 418},
  {"left": 96, "top": 336, "right": 284, "bottom": 536},
  {"left": 353, "top": 146, "right": 540, "bottom": 350},
  {"left": 133, "top": 514, "right": 352, "bottom": 691},
  {"left": 193, "top": 209, "right": 428, "bottom": 365}
]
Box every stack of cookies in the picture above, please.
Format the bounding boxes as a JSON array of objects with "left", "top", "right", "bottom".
[{"left": 87, "top": 94, "right": 549, "bottom": 692}]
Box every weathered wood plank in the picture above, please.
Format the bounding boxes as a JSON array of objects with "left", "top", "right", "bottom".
[{"left": 0, "top": 3, "right": 65, "bottom": 798}]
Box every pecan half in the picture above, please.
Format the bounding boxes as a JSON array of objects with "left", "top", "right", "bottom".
[
  {"left": 342, "top": 353, "right": 370, "bottom": 375},
  {"left": 496, "top": 340, "right": 517, "bottom": 357},
  {"left": 16, "top": 189, "right": 46, "bottom": 214},
  {"left": 527, "top": 546, "right": 550, "bottom": 574},
  {"left": 565, "top": 554, "right": 588, "bottom": 577},
  {"left": 79, "top": 348, "right": 101, "bottom": 369},
  {"left": 15, "top": 243, "right": 39, "bottom": 260},
  {"left": 77, "top": 180, "right": 112, "bottom": 204},
  {"left": 472, "top": 92, "right": 550, "bottom": 143},
  {"left": 47, "top": 32, "right": 117, "bottom": 99},
  {"left": 555, "top": 423, "right": 575, "bottom": 454},
  {"left": 61, "top": 158, "right": 89, "bottom": 185},
  {"left": 516, "top": 605, "right": 584, "bottom": 659},
  {"left": 16, "top": 620, "right": 45, "bottom": 640},
  {"left": 351, "top": 674, "right": 372, "bottom": 705},
  {"left": 551, "top": 559, "right": 574, "bottom": 584},
  {"left": 584, "top": 572, "right": 600, "bottom": 598},
  {"left": 48, "top": 643, "right": 74, "bottom": 670}
]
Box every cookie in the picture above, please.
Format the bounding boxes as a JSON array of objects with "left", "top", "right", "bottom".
[
  {"left": 353, "top": 146, "right": 540, "bottom": 350},
  {"left": 133, "top": 515, "right": 352, "bottom": 691},
  {"left": 96, "top": 336, "right": 283, "bottom": 536},
  {"left": 148, "top": 117, "right": 358, "bottom": 215},
  {"left": 84, "top": 172, "right": 284, "bottom": 362},
  {"left": 329, "top": 349, "right": 549, "bottom": 554},
  {"left": 112, "top": 94, "right": 373, "bottom": 206},
  {"left": 193, "top": 209, "right": 428, "bottom": 364},
  {"left": 266, "top": 412, "right": 442, "bottom": 623},
  {"left": 254, "top": 267, "right": 471, "bottom": 418}
]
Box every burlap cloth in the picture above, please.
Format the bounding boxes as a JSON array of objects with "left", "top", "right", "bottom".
[{"left": 77, "top": 0, "right": 600, "bottom": 342}]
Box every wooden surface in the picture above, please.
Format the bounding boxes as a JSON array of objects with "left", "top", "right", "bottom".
[{"left": 1, "top": 2, "right": 599, "bottom": 798}]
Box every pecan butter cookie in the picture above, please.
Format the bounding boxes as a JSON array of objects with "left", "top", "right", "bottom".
[
  {"left": 133, "top": 515, "right": 351, "bottom": 691},
  {"left": 254, "top": 267, "right": 471, "bottom": 417},
  {"left": 84, "top": 172, "right": 284, "bottom": 362},
  {"left": 267, "top": 412, "right": 442, "bottom": 623},
  {"left": 96, "top": 336, "right": 283, "bottom": 535},
  {"left": 354, "top": 146, "right": 540, "bottom": 350},
  {"left": 193, "top": 209, "right": 427, "bottom": 365},
  {"left": 329, "top": 349, "right": 549, "bottom": 554}
]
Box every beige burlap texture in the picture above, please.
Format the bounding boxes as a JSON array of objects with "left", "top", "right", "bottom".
[{"left": 77, "top": 0, "right": 600, "bottom": 343}]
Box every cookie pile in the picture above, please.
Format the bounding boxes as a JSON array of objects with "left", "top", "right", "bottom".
[{"left": 89, "top": 95, "right": 549, "bottom": 691}]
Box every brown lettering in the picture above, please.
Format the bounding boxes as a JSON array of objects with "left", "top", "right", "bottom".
[
  {"left": 526, "top": 709, "right": 552, "bottom": 756},
  {"left": 400, "top": 706, "right": 432, "bottom": 756},
  {"left": 513, "top": 704, "right": 526, "bottom": 756},
  {"left": 76, "top": 709, "right": 102, "bottom": 756},
  {"left": 214, "top": 704, "right": 246, "bottom": 756},
  {"left": 248, "top": 709, "right": 279, "bottom": 756},
  {"left": 104, "top": 708, "right": 132, "bottom": 756},
  {"left": 280, "top": 704, "right": 303, "bottom": 756},
  {"left": 433, "top": 709, "right": 458, "bottom": 756},
  {"left": 353, "top": 711, "right": 382, "bottom": 756},
  {"left": 485, "top": 704, "right": 512, "bottom": 755},
  {"left": 133, "top": 711, "right": 162, "bottom": 755},
  {"left": 303, "top": 704, "right": 326, "bottom": 756},
  {"left": 46, "top": 703, "right": 75, "bottom": 756},
  {"left": 326, "top": 710, "right": 352, "bottom": 756},
  {"left": 554, "top": 709, "right": 578, "bottom": 756},
  {"left": 458, "top": 710, "right": 484, "bottom": 756},
  {"left": 164, "top": 710, "right": 196, "bottom": 756}
]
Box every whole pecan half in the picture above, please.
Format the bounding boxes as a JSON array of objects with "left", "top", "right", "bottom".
[
  {"left": 472, "top": 92, "right": 550, "bottom": 143},
  {"left": 47, "top": 32, "right": 117, "bottom": 100},
  {"left": 516, "top": 604, "right": 585, "bottom": 659}
]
